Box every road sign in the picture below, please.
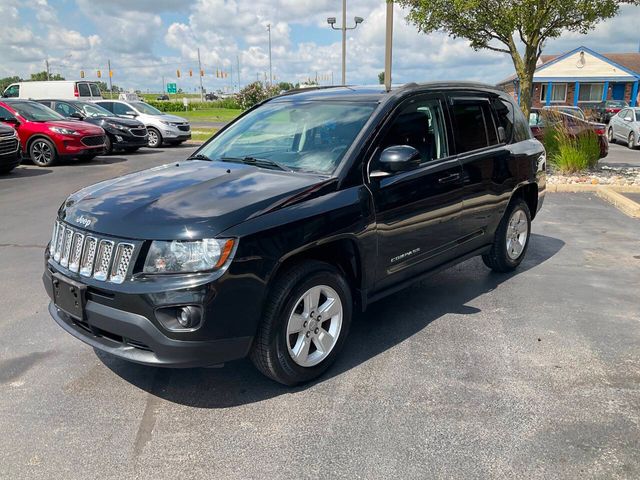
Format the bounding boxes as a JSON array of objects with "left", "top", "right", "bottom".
[{"left": 167, "top": 83, "right": 177, "bottom": 94}]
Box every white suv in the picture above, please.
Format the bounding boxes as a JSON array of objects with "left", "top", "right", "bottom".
[{"left": 95, "top": 100, "right": 190, "bottom": 148}]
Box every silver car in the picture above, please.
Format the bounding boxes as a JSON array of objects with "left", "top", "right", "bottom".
[
  {"left": 95, "top": 100, "right": 191, "bottom": 148},
  {"left": 608, "top": 107, "right": 640, "bottom": 150}
]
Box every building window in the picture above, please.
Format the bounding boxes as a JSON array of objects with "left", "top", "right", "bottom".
[
  {"left": 540, "top": 83, "right": 567, "bottom": 103},
  {"left": 578, "top": 83, "right": 605, "bottom": 102}
]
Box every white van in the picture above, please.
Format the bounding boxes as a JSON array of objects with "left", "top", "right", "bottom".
[{"left": 2, "top": 81, "right": 103, "bottom": 100}]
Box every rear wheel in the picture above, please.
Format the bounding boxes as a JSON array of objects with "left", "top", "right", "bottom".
[
  {"left": 482, "top": 198, "right": 531, "bottom": 273},
  {"left": 250, "top": 261, "right": 352, "bottom": 386},
  {"left": 147, "top": 128, "right": 162, "bottom": 148},
  {"left": 29, "top": 138, "right": 57, "bottom": 167},
  {"left": 628, "top": 132, "right": 637, "bottom": 150}
]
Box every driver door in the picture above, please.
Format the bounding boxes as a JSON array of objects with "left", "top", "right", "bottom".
[{"left": 368, "top": 93, "right": 464, "bottom": 292}]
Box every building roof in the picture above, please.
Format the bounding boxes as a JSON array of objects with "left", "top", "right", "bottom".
[{"left": 497, "top": 48, "right": 640, "bottom": 86}]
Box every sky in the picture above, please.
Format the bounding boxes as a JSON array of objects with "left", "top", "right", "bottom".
[{"left": 1, "top": 0, "right": 639, "bottom": 94}]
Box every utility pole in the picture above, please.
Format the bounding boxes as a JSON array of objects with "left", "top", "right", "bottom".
[
  {"left": 384, "top": 1, "right": 394, "bottom": 92},
  {"left": 108, "top": 59, "right": 113, "bottom": 98},
  {"left": 236, "top": 54, "right": 241, "bottom": 92},
  {"left": 327, "top": 2, "right": 363, "bottom": 85},
  {"left": 162, "top": 75, "right": 165, "bottom": 95},
  {"left": 267, "top": 24, "right": 273, "bottom": 87},
  {"left": 197, "top": 48, "right": 204, "bottom": 102},
  {"left": 45, "top": 59, "right": 50, "bottom": 81}
]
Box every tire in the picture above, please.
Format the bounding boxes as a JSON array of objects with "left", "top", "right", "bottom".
[
  {"left": 482, "top": 198, "right": 531, "bottom": 273},
  {"left": 0, "top": 165, "right": 16, "bottom": 175},
  {"left": 147, "top": 128, "right": 162, "bottom": 148},
  {"left": 104, "top": 135, "right": 113, "bottom": 154},
  {"left": 607, "top": 128, "right": 615, "bottom": 144},
  {"left": 124, "top": 147, "right": 140, "bottom": 153},
  {"left": 628, "top": 132, "right": 636, "bottom": 150},
  {"left": 79, "top": 155, "right": 97, "bottom": 162},
  {"left": 250, "top": 260, "right": 352, "bottom": 386},
  {"left": 29, "top": 138, "right": 57, "bottom": 167}
]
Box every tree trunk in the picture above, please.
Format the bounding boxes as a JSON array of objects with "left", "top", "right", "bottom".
[
  {"left": 518, "top": 73, "right": 534, "bottom": 119},
  {"left": 517, "top": 45, "right": 540, "bottom": 119}
]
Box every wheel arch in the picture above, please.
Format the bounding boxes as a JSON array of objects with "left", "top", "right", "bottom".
[
  {"left": 26, "top": 134, "right": 57, "bottom": 155},
  {"left": 510, "top": 182, "right": 539, "bottom": 220}
]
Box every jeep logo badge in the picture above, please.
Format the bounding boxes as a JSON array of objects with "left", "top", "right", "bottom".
[{"left": 75, "top": 215, "right": 92, "bottom": 228}]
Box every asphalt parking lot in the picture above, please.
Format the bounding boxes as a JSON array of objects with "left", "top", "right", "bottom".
[{"left": 1, "top": 148, "right": 639, "bottom": 479}]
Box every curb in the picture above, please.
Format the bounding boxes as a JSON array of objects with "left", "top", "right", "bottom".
[
  {"left": 547, "top": 184, "right": 640, "bottom": 218},
  {"left": 596, "top": 188, "right": 640, "bottom": 218}
]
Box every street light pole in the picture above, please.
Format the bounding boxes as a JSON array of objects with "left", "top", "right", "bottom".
[
  {"left": 384, "top": 1, "right": 394, "bottom": 92},
  {"left": 45, "top": 59, "right": 50, "bottom": 81},
  {"left": 267, "top": 24, "right": 273, "bottom": 86},
  {"left": 327, "top": 3, "right": 363, "bottom": 86},
  {"left": 197, "top": 48, "right": 204, "bottom": 102}
]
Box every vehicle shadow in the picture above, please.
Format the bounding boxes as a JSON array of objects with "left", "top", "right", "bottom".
[
  {"left": 0, "top": 166, "right": 52, "bottom": 179},
  {"left": 99, "top": 233, "right": 565, "bottom": 409},
  {"left": 75, "top": 156, "right": 128, "bottom": 166}
]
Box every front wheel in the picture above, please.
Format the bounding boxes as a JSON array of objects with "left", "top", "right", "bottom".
[
  {"left": 628, "top": 132, "right": 637, "bottom": 150},
  {"left": 250, "top": 261, "right": 352, "bottom": 386},
  {"left": 607, "top": 127, "right": 614, "bottom": 143},
  {"left": 147, "top": 128, "right": 162, "bottom": 148},
  {"left": 104, "top": 135, "right": 113, "bottom": 154},
  {"left": 29, "top": 138, "right": 57, "bottom": 167},
  {"left": 124, "top": 147, "right": 140, "bottom": 153},
  {"left": 482, "top": 198, "right": 531, "bottom": 273}
]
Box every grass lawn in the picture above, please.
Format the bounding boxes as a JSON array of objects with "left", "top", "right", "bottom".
[
  {"left": 190, "top": 127, "right": 219, "bottom": 142},
  {"left": 168, "top": 108, "right": 241, "bottom": 123}
]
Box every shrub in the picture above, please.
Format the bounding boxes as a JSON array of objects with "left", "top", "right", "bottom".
[
  {"left": 237, "top": 82, "right": 280, "bottom": 110},
  {"left": 542, "top": 111, "right": 600, "bottom": 174},
  {"left": 145, "top": 98, "right": 240, "bottom": 112}
]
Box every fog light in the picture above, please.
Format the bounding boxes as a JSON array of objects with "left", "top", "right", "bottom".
[
  {"left": 176, "top": 306, "right": 199, "bottom": 328},
  {"left": 115, "top": 135, "right": 123, "bottom": 142}
]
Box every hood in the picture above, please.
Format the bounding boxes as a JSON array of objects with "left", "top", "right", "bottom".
[
  {"left": 158, "top": 113, "right": 188, "bottom": 123},
  {"left": 48, "top": 119, "right": 104, "bottom": 134},
  {"left": 60, "top": 160, "right": 326, "bottom": 240},
  {"left": 96, "top": 116, "right": 144, "bottom": 128}
]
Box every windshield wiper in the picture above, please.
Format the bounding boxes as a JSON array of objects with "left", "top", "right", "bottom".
[
  {"left": 187, "top": 153, "right": 212, "bottom": 161},
  {"left": 219, "top": 156, "right": 291, "bottom": 172}
]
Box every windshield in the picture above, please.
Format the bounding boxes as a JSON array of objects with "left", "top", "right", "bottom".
[
  {"left": 77, "top": 103, "right": 112, "bottom": 117},
  {"left": 130, "top": 102, "right": 163, "bottom": 115},
  {"left": 197, "top": 101, "right": 376, "bottom": 174},
  {"left": 10, "top": 102, "right": 65, "bottom": 121},
  {"left": 636, "top": 111, "right": 640, "bottom": 122}
]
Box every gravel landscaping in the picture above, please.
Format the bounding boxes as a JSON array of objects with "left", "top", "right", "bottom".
[{"left": 547, "top": 164, "right": 640, "bottom": 186}]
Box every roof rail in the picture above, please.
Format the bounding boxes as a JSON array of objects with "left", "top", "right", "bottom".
[{"left": 274, "top": 85, "right": 349, "bottom": 98}]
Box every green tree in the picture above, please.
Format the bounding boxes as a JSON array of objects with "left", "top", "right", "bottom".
[
  {"left": 0, "top": 76, "right": 22, "bottom": 92},
  {"left": 237, "top": 82, "right": 280, "bottom": 110},
  {"left": 398, "top": 0, "right": 638, "bottom": 116},
  {"left": 277, "top": 81, "right": 295, "bottom": 92},
  {"left": 96, "top": 81, "right": 121, "bottom": 94},
  {"left": 378, "top": 71, "right": 385, "bottom": 84},
  {"left": 30, "top": 71, "right": 64, "bottom": 81}
]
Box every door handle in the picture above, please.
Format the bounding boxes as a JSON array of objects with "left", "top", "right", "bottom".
[{"left": 437, "top": 173, "right": 460, "bottom": 184}]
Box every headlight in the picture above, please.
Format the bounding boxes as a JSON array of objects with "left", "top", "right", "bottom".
[
  {"left": 143, "top": 238, "right": 236, "bottom": 274},
  {"left": 49, "top": 126, "right": 79, "bottom": 135},
  {"left": 105, "top": 122, "right": 128, "bottom": 131},
  {"left": 160, "top": 120, "right": 172, "bottom": 126}
]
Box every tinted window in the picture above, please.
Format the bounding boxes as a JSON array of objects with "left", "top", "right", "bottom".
[
  {"left": 113, "top": 102, "right": 132, "bottom": 115},
  {"left": 97, "top": 102, "right": 114, "bottom": 112},
  {"left": 89, "top": 84, "right": 101, "bottom": 97},
  {"left": 8, "top": 101, "right": 64, "bottom": 121},
  {"left": 380, "top": 96, "right": 448, "bottom": 164},
  {"left": 451, "top": 100, "right": 498, "bottom": 153},
  {"left": 4, "top": 85, "right": 19, "bottom": 98},
  {"left": 0, "top": 106, "right": 16, "bottom": 120},
  {"left": 78, "top": 83, "right": 91, "bottom": 97},
  {"left": 54, "top": 102, "right": 75, "bottom": 117},
  {"left": 492, "top": 98, "right": 514, "bottom": 143}
]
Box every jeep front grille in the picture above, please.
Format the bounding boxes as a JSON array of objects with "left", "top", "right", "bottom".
[{"left": 50, "top": 221, "right": 137, "bottom": 284}]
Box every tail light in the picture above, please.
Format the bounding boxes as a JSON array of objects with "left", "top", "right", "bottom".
[
  {"left": 594, "top": 128, "right": 605, "bottom": 136},
  {"left": 74, "top": 84, "right": 79, "bottom": 97}
]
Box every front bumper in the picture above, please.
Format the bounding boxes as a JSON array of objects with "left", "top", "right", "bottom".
[
  {"left": 106, "top": 130, "right": 149, "bottom": 148},
  {"left": 159, "top": 124, "right": 191, "bottom": 140},
  {"left": 43, "top": 265, "right": 253, "bottom": 368}
]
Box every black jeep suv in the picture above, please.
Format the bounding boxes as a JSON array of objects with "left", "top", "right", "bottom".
[{"left": 43, "top": 83, "right": 546, "bottom": 385}]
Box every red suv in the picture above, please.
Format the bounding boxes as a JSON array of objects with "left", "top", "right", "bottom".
[{"left": 0, "top": 100, "right": 106, "bottom": 166}]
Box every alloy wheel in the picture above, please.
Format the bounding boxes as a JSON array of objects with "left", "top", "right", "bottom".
[
  {"left": 286, "top": 284, "right": 343, "bottom": 367},
  {"left": 148, "top": 130, "right": 160, "bottom": 148},
  {"left": 31, "top": 141, "right": 53, "bottom": 166},
  {"left": 629, "top": 133, "right": 635, "bottom": 149},
  {"left": 505, "top": 208, "right": 528, "bottom": 260},
  {"left": 607, "top": 128, "right": 613, "bottom": 142}
]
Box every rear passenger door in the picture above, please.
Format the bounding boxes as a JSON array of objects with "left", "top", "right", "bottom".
[{"left": 448, "top": 94, "right": 514, "bottom": 252}]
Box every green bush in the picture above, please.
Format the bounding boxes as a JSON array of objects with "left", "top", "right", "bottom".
[
  {"left": 145, "top": 98, "right": 240, "bottom": 112},
  {"left": 543, "top": 114, "right": 600, "bottom": 174},
  {"left": 236, "top": 82, "right": 280, "bottom": 110}
]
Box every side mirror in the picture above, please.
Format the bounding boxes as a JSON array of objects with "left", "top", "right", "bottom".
[
  {"left": 70, "top": 112, "right": 84, "bottom": 120},
  {"left": 125, "top": 110, "right": 138, "bottom": 116},
  {"left": 1, "top": 117, "right": 19, "bottom": 126},
  {"left": 625, "top": 116, "right": 633, "bottom": 122},
  {"left": 371, "top": 145, "right": 421, "bottom": 179},
  {"left": 498, "top": 126, "right": 507, "bottom": 143}
]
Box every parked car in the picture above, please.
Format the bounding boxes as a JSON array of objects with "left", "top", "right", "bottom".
[
  {"left": 607, "top": 107, "right": 640, "bottom": 149},
  {"left": 592, "top": 99, "right": 628, "bottom": 124},
  {"left": 0, "top": 123, "right": 21, "bottom": 174},
  {"left": 43, "top": 82, "right": 545, "bottom": 385},
  {"left": 2, "top": 81, "right": 103, "bottom": 101},
  {"left": 37, "top": 100, "right": 148, "bottom": 154},
  {"left": 529, "top": 108, "right": 608, "bottom": 159},
  {"left": 95, "top": 100, "right": 190, "bottom": 148},
  {"left": 0, "top": 100, "right": 106, "bottom": 166},
  {"left": 156, "top": 94, "right": 170, "bottom": 101},
  {"left": 542, "top": 105, "right": 586, "bottom": 120},
  {"left": 204, "top": 93, "right": 218, "bottom": 101}
]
